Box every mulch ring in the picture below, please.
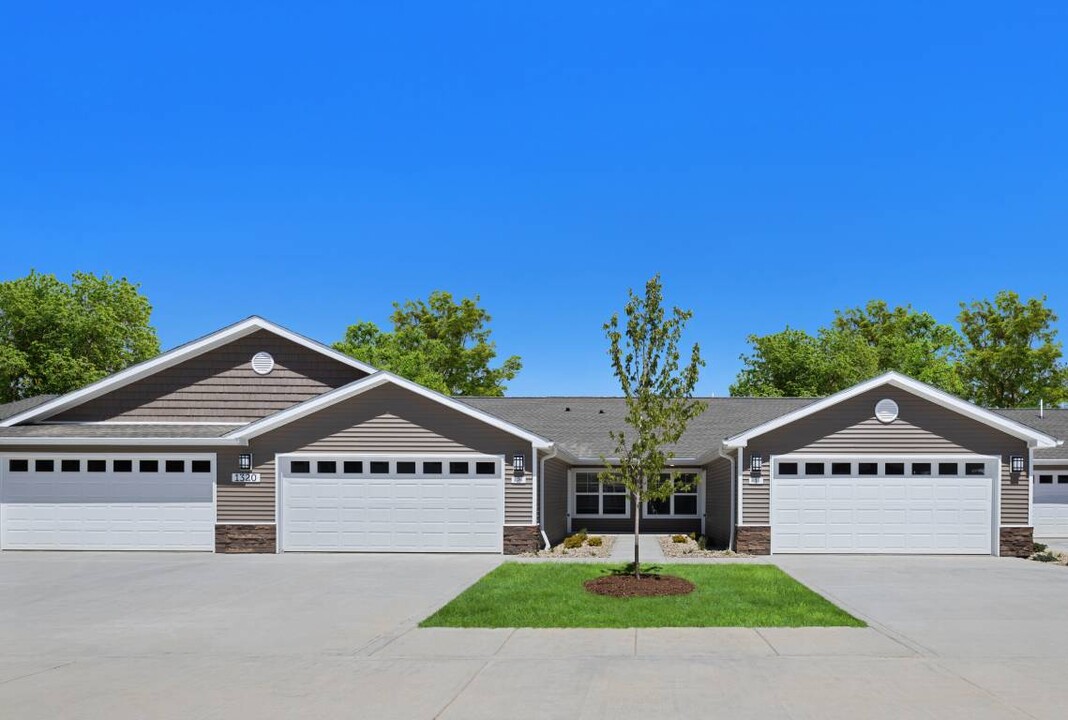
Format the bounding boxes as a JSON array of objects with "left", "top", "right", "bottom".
[{"left": 584, "top": 573, "right": 695, "bottom": 598}]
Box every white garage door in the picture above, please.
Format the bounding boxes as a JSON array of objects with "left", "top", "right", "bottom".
[
  {"left": 1034, "top": 472, "right": 1068, "bottom": 537},
  {"left": 771, "top": 457, "right": 995, "bottom": 555},
  {"left": 281, "top": 455, "right": 504, "bottom": 553},
  {"left": 1, "top": 455, "right": 215, "bottom": 550}
]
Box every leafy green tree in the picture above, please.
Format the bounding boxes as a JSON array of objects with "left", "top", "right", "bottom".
[
  {"left": 730, "top": 327, "right": 878, "bottom": 397},
  {"left": 334, "top": 291, "right": 521, "bottom": 396},
  {"left": 0, "top": 270, "right": 160, "bottom": 402},
  {"left": 731, "top": 301, "right": 965, "bottom": 397},
  {"left": 957, "top": 291, "right": 1067, "bottom": 407},
  {"left": 832, "top": 301, "right": 964, "bottom": 394},
  {"left": 600, "top": 275, "right": 705, "bottom": 577}
]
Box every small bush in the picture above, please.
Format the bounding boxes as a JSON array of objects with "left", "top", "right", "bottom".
[
  {"left": 587, "top": 536, "right": 603, "bottom": 547},
  {"left": 672, "top": 534, "right": 689, "bottom": 543},
  {"left": 1031, "top": 550, "right": 1060, "bottom": 563},
  {"left": 689, "top": 531, "right": 698, "bottom": 540},
  {"left": 1033, "top": 542, "right": 1048, "bottom": 553},
  {"left": 697, "top": 535, "right": 710, "bottom": 550},
  {"left": 563, "top": 534, "right": 586, "bottom": 549}
]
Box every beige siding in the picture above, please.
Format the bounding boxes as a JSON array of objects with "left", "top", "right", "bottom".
[
  {"left": 218, "top": 384, "right": 534, "bottom": 525},
  {"left": 704, "top": 456, "right": 733, "bottom": 549},
  {"left": 739, "top": 386, "right": 1030, "bottom": 527},
  {"left": 540, "top": 455, "right": 570, "bottom": 544},
  {"left": 52, "top": 330, "right": 366, "bottom": 423}
]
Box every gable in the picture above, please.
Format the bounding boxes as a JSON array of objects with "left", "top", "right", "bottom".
[
  {"left": 49, "top": 330, "right": 368, "bottom": 423},
  {"left": 752, "top": 386, "right": 1026, "bottom": 456}
]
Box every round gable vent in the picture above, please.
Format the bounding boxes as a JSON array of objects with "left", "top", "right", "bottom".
[
  {"left": 875, "top": 398, "right": 899, "bottom": 423},
  {"left": 251, "top": 352, "right": 275, "bottom": 375}
]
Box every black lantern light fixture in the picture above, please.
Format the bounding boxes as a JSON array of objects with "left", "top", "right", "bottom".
[
  {"left": 512, "top": 453, "right": 525, "bottom": 474},
  {"left": 1010, "top": 455, "right": 1024, "bottom": 473},
  {"left": 750, "top": 454, "right": 763, "bottom": 473},
  {"left": 239, "top": 453, "right": 253, "bottom": 471}
]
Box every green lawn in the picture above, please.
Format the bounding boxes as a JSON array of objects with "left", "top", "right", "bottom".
[{"left": 421, "top": 563, "right": 864, "bottom": 628}]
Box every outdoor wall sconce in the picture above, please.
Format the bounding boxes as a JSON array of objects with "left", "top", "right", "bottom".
[
  {"left": 239, "top": 453, "right": 253, "bottom": 471},
  {"left": 512, "top": 453, "right": 525, "bottom": 474},
  {"left": 1010, "top": 455, "right": 1024, "bottom": 473},
  {"left": 750, "top": 454, "right": 763, "bottom": 473}
]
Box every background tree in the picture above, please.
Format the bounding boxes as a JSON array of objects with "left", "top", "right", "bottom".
[
  {"left": 731, "top": 301, "right": 964, "bottom": 397},
  {"left": 334, "top": 291, "right": 521, "bottom": 396},
  {"left": 600, "top": 275, "right": 705, "bottom": 577},
  {"left": 957, "top": 291, "right": 1067, "bottom": 407},
  {"left": 0, "top": 270, "right": 160, "bottom": 402}
]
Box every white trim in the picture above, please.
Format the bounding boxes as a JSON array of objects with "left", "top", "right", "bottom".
[
  {"left": 1028, "top": 447, "right": 1035, "bottom": 527},
  {"left": 530, "top": 442, "right": 538, "bottom": 526},
  {"left": 227, "top": 371, "right": 553, "bottom": 448},
  {"left": 1032, "top": 458, "right": 1068, "bottom": 466},
  {"left": 736, "top": 447, "right": 744, "bottom": 526},
  {"left": 0, "top": 316, "right": 377, "bottom": 427},
  {"left": 37, "top": 421, "right": 245, "bottom": 426},
  {"left": 722, "top": 372, "right": 1061, "bottom": 449},
  {"left": 569, "top": 468, "right": 631, "bottom": 519}
]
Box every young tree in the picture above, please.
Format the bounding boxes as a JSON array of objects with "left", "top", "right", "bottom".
[
  {"left": 334, "top": 291, "right": 521, "bottom": 396},
  {"left": 0, "top": 270, "right": 160, "bottom": 402},
  {"left": 600, "top": 275, "right": 705, "bottom": 577},
  {"left": 957, "top": 291, "right": 1067, "bottom": 407}
]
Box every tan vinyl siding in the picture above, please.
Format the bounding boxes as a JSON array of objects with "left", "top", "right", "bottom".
[
  {"left": 52, "top": 330, "right": 366, "bottom": 423},
  {"left": 540, "top": 455, "right": 570, "bottom": 544},
  {"left": 704, "top": 456, "right": 733, "bottom": 549},
  {"left": 739, "top": 386, "right": 1030, "bottom": 527},
  {"left": 220, "top": 384, "right": 533, "bottom": 525}
]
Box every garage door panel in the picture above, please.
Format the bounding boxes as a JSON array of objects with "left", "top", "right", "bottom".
[
  {"left": 773, "top": 472, "right": 992, "bottom": 555},
  {"left": 281, "top": 458, "right": 503, "bottom": 553}
]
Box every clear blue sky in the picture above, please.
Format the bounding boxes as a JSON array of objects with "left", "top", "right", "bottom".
[{"left": 2, "top": 2, "right": 1066, "bottom": 396}]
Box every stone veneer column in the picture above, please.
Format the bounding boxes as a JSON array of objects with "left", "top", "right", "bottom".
[
  {"left": 503, "top": 526, "right": 542, "bottom": 554},
  {"left": 999, "top": 527, "right": 1034, "bottom": 558},
  {"left": 735, "top": 525, "right": 771, "bottom": 555},
  {"left": 215, "top": 524, "right": 277, "bottom": 553}
]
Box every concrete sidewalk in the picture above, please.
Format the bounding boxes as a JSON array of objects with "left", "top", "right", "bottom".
[{"left": 607, "top": 533, "right": 666, "bottom": 563}]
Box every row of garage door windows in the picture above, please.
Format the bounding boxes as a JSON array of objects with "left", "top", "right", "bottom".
[
  {"left": 776, "top": 461, "right": 988, "bottom": 477},
  {"left": 6, "top": 458, "right": 212, "bottom": 474},
  {"left": 1038, "top": 475, "right": 1068, "bottom": 484},
  {"left": 288, "top": 459, "right": 499, "bottom": 476}
]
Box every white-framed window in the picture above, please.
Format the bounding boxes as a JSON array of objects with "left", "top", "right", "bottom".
[
  {"left": 573, "top": 471, "right": 628, "bottom": 516},
  {"left": 645, "top": 472, "right": 700, "bottom": 517}
]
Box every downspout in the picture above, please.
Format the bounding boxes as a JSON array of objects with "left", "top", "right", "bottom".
[
  {"left": 718, "top": 445, "right": 737, "bottom": 551},
  {"left": 538, "top": 444, "right": 559, "bottom": 550}
]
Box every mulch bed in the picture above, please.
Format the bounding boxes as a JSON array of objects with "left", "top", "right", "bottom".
[{"left": 584, "top": 573, "right": 695, "bottom": 598}]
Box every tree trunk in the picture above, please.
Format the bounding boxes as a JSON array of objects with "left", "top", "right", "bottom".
[{"left": 633, "top": 490, "right": 641, "bottom": 578}]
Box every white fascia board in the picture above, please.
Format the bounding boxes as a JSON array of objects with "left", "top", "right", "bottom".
[
  {"left": 722, "top": 371, "right": 1061, "bottom": 450},
  {"left": 228, "top": 371, "right": 555, "bottom": 448},
  {"left": 0, "top": 316, "right": 376, "bottom": 428},
  {"left": 0, "top": 437, "right": 246, "bottom": 446}
]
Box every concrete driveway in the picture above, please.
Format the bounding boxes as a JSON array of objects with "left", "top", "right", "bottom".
[{"left": 2, "top": 552, "right": 1067, "bottom": 719}]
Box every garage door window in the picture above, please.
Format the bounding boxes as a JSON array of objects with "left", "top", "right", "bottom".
[
  {"left": 8, "top": 459, "right": 28, "bottom": 472},
  {"left": 61, "top": 459, "right": 80, "bottom": 472}
]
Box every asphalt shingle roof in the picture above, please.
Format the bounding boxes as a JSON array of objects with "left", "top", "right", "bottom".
[
  {"left": 0, "top": 395, "right": 59, "bottom": 422},
  {"left": 461, "top": 396, "right": 817, "bottom": 460},
  {"left": 0, "top": 424, "right": 242, "bottom": 439},
  {"left": 994, "top": 408, "right": 1068, "bottom": 460}
]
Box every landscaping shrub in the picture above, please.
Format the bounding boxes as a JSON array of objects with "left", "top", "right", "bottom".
[
  {"left": 697, "top": 535, "right": 710, "bottom": 550},
  {"left": 1034, "top": 542, "right": 1048, "bottom": 553},
  {"left": 672, "top": 534, "right": 688, "bottom": 543},
  {"left": 587, "top": 536, "right": 603, "bottom": 547},
  {"left": 563, "top": 533, "right": 586, "bottom": 549},
  {"left": 1031, "top": 550, "right": 1059, "bottom": 563}
]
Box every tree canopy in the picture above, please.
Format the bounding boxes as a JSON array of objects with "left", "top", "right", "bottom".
[
  {"left": 600, "top": 275, "right": 705, "bottom": 576},
  {"left": 957, "top": 291, "right": 1067, "bottom": 408},
  {"left": 333, "top": 291, "right": 521, "bottom": 396},
  {"left": 0, "top": 270, "right": 160, "bottom": 402},
  {"left": 731, "top": 294, "right": 1066, "bottom": 407}
]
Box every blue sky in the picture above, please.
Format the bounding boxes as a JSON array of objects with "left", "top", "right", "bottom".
[{"left": 2, "top": 2, "right": 1066, "bottom": 396}]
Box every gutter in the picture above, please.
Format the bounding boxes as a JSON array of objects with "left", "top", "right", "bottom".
[
  {"left": 718, "top": 445, "right": 737, "bottom": 551},
  {"left": 538, "top": 444, "right": 559, "bottom": 550},
  {"left": 0, "top": 437, "right": 248, "bottom": 446}
]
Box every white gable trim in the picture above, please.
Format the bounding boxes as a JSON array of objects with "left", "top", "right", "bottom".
[
  {"left": 226, "top": 371, "right": 555, "bottom": 448},
  {"left": 0, "top": 316, "right": 377, "bottom": 427},
  {"left": 722, "top": 372, "right": 1062, "bottom": 450}
]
